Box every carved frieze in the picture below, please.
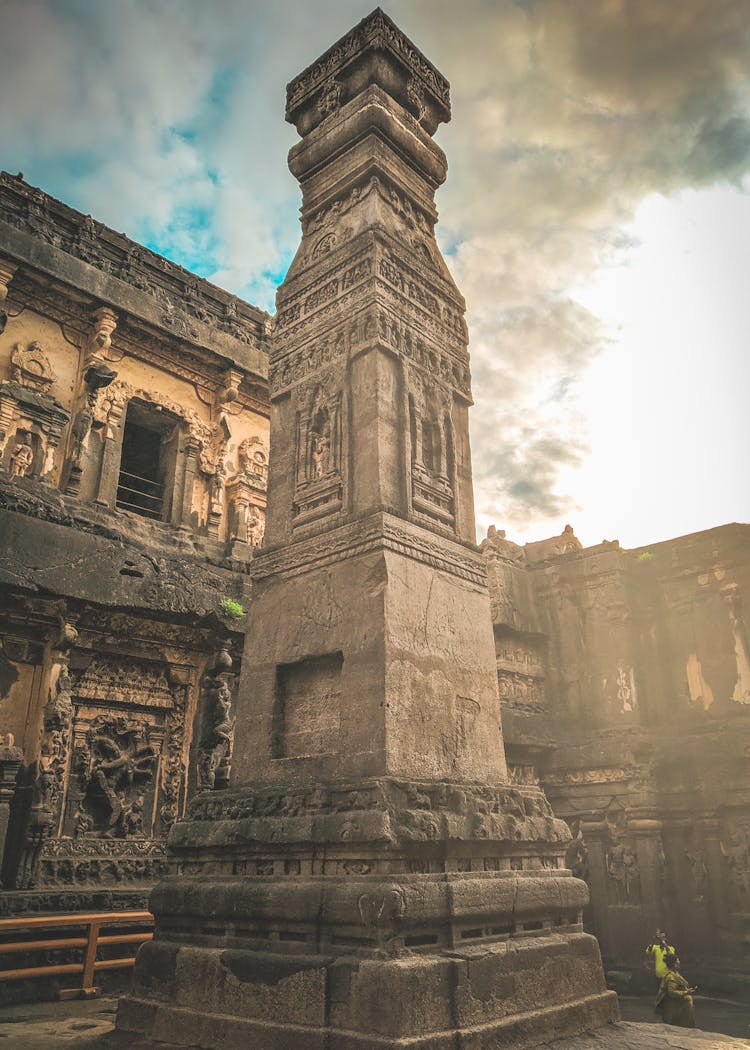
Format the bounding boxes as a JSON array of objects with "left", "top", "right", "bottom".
[
  {"left": 252, "top": 512, "right": 489, "bottom": 587},
  {"left": 184, "top": 777, "right": 569, "bottom": 852},
  {"left": 0, "top": 173, "right": 266, "bottom": 348},
  {"left": 74, "top": 657, "right": 175, "bottom": 709}
]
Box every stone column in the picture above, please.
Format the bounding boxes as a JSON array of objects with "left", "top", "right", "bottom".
[
  {"left": 0, "top": 737, "right": 23, "bottom": 889},
  {"left": 113, "top": 13, "right": 617, "bottom": 1049},
  {"left": 628, "top": 816, "right": 664, "bottom": 938},
  {"left": 95, "top": 397, "right": 126, "bottom": 506},
  {"left": 0, "top": 256, "right": 17, "bottom": 335},
  {"left": 581, "top": 818, "right": 614, "bottom": 959},
  {"left": 700, "top": 817, "right": 730, "bottom": 931},
  {"left": 178, "top": 434, "right": 201, "bottom": 528}
]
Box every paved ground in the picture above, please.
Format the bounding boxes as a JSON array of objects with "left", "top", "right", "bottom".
[
  {"left": 620, "top": 993, "right": 750, "bottom": 1040},
  {"left": 0, "top": 997, "right": 117, "bottom": 1048},
  {"left": 0, "top": 996, "right": 749, "bottom": 1049}
]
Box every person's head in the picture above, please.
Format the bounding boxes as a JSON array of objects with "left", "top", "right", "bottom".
[
  {"left": 664, "top": 953, "right": 679, "bottom": 971},
  {"left": 656, "top": 929, "right": 668, "bottom": 945}
]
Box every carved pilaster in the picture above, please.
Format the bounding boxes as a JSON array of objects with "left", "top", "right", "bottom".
[
  {"left": 580, "top": 819, "right": 613, "bottom": 958},
  {"left": 94, "top": 395, "right": 126, "bottom": 506},
  {"left": 0, "top": 737, "right": 23, "bottom": 889},
  {"left": 0, "top": 258, "right": 17, "bottom": 300},
  {"left": 628, "top": 817, "right": 664, "bottom": 933},
  {"left": 179, "top": 434, "right": 201, "bottom": 528}
]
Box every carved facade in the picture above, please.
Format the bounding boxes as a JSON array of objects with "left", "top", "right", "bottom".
[
  {"left": 0, "top": 172, "right": 265, "bottom": 911},
  {"left": 482, "top": 521, "right": 750, "bottom": 986}
]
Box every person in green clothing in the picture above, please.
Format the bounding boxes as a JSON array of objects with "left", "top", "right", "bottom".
[
  {"left": 654, "top": 953, "right": 697, "bottom": 1028},
  {"left": 646, "top": 929, "right": 675, "bottom": 980}
]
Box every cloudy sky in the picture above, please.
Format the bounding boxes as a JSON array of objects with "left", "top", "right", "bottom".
[{"left": 2, "top": 0, "right": 748, "bottom": 548}]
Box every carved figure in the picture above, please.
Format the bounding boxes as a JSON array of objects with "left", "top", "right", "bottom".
[
  {"left": 606, "top": 840, "right": 640, "bottom": 903},
  {"left": 311, "top": 427, "right": 331, "bottom": 478},
  {"left": 720, "top": 829, "right": 750, "bottom": 904},
  {"left": 82, "top": 720, "right": 156, "bottom": 838},
  {"left": 245, "top": 504, "right": 265, "bottom": 547},
  {"left": 122, "top": 793, "right": 146, "bottom": 837},
  {"left": 237, "top": 438, "right": 268, "bottom": 480},
  {"left": 685, "top": 849, "right": 709, "bottom": 901},
  {"left": 69, "top": 406, "right": 94, "bottom": 467},
  {"left": 197, "top": 679, "right": 235, "bottom": 790},
  {"left": 73, "top": 804, "right": 94, "bottom": 838},
  {"left": 9, "top": 436, "right": 34, "bottom": 477},
  {"left": 566, "top": 830, "right": 589, "bottom": 883}
]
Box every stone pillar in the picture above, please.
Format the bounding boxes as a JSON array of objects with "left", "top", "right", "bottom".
[
  {"left": 95, "top": 397, "right": 126, "bottom": 506},
  {"left": 628, "top": 817, "right": 664, "bottom": 940},
  {"left": 113, "top": 13, "right": 617, "bottom": 1049},
  {"left": 700, "top": 817, "right": 730, "bottom": 931},
  {"left": 178, "top": 435, "right": 201, "bottom": 528},
  {"left": 581, "top": 818, "right": 614, "bottom": 960},
  {"left": 0, "top": 737, "right": 23, "bottom": 889},
  {"left": 0, "top": 256, "right": 17, "bottom": 335}
]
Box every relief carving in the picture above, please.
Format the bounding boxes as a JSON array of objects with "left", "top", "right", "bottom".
[
  {"left": 408, "top": 370, "right": 455, "bottom": 528},
  {"left": 196, "top": 649, "right": 235, "bottom": 791},
  {"left": 72, "top": 716, "right": 157, "bottom": 839},
  {"left": 720, "top": 826, "right": 750, "bottom": 907},
  {"left": 606, "top": 839, "right": 641, "bottom": 904},
  {"left": 293, "top": 388, "right": 343, "bottom": 526}
]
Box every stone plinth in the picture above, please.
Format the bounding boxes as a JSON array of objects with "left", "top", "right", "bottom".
[{"left": 111, "top": 10, "right": 617, "bottom": 1048}]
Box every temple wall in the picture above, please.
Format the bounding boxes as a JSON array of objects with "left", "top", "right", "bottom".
[
  {"left": 0, "top": 171, "right": 270, "bottom": 909},
  {"left": 483, "top": 523, "right": 750, "bottom": 985}
]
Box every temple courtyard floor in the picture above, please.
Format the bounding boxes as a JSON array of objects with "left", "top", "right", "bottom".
[{"left": 0, "top": 994, "right": 749, "bottom": 1050}]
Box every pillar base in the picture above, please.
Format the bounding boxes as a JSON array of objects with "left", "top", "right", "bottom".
[{"left": 114, "top": 934, "right": 618, "bottom": 1049}]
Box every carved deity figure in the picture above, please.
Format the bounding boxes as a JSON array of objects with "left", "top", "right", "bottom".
[
  {"left": 245, "top": 504, "right": 265, "bottom": 548},
  {"left": 198, "top": 679, "right": 235, "bottom": 790},
  {"left": 83, "top": 721, "right": 156, "bottom": 837},
  {"left": 606, "top": 840, "right": 640, "bottom": 904},
  {"left": 238, "top": 438, "right": 268, "bottom": 480},
  {"left": 720, "top": 829, "right": 750, "bottom": 904},
  {"left": 9, "top": 436, "right": 34, "bottom": 477},
  {"left": 311, "top": 427, "right": 332, "bottom": 478}
]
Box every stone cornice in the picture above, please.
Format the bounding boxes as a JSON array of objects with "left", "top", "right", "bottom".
[
  {"left": 252, "top": 511, "right": 488, "bottom": 587},
  {"left": 0, "top": 173, "right": 270, "bottom": 380},
  {"left": 286, "top": 8, "right": 450, "bottom": 126}
]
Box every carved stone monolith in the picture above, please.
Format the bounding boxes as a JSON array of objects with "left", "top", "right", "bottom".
[{"left": 113, "top": 11, "right": 618, "bottom": 1047}]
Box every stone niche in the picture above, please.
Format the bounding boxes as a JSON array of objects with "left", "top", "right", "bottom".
[{"left": 273, "top": 651, "right": 344, "bottom": 758}]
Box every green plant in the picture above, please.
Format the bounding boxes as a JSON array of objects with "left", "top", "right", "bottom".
[
  {"left": 219, "top": 597, "right": 245, "bottom": 619},
  {"left": 637, "top": 551, "right": 655, "bottom": 562}
]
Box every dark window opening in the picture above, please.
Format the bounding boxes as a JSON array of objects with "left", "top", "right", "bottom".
[{"left": 116, "top": 406, "right": 168, "bottom": 520}]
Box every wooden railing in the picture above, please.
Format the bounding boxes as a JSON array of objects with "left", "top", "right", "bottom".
[{"left": 0, "top": 910, "right": 153, "bottom": 999}]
